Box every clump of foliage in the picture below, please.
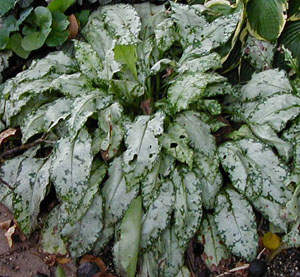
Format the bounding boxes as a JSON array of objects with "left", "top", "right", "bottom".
[
  {"left": 0, "top": 1, "right": 300, "bottom": 276},
  {"left": 0, "top": 0, "right": 76, "bottom": 58}
]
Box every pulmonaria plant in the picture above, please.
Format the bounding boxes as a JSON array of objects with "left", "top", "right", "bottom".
[{"left": 0, "top": 1, "right": 300, "bottom": 276}]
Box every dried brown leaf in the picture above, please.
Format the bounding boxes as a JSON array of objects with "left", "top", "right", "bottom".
[{"left": 0, "top": 128, "right": 18, "bottom": 146}]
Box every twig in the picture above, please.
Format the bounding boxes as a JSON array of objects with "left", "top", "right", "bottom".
[
  {"left": 0, "top": 138, "right": 55, "bottom": 161},
  {"left": 0, "top": 177, "right": 14, "bottom": 191},
  {"left": 216, "top": 264, "right": 250, "bottom": 277}
]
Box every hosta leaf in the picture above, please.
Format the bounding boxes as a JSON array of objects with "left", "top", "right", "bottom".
[
  {"left": 61, "top": 193, "right": 103, "bottom": 257},
  {"left": 50, "top": 128, "right": 93, "bottom": 214},
  {"left": 123, "top": 112, "right": 165, "bottom": 189},
  {"left": 161, "top": 123, "right": 194, "bottom": 168},
  {"left": 66, "top": 90, "right": 112, "bottom": 138},
  {"left": 176, "top": 111, "right": 222, "bottom": 209},
  {"left": 114, "top": 196, "right": 142, "bottom": 277},
  {"left": 13, "top": 158, "right": 50, "bottom": 235},
  {"left": 102, "top": 156, "right": 139, "bottom": 228},
  {"left": 40, "top": 206, "right": 67, "bottom": 255},
  {"left": 172, "top": 168, "right": 202, "bottom": 247},
  {"left": 167, "top": 72, "right": 226, "bottom": 113},
  {"left": 218, "top": 139, "right": 292, "bottom": 231},
  {"left": 214, "top": 188, "right": 258, "bottom": 261},
  {"left": 246, "top": 0, "right": 287, "bottom": 41},
  {"left": 242, "top": 35, "right": 276, "bottom": 71},
  {"left": 281, "top": 21, "right": 300, "bottom": 60},
  {"left": 198, "top": 214, "right": 231, "bottom": 270},
  {"left": 140, "top": 180, "right": 175, "bottom": 250},
  {"left": 96, "top": 103, "right": 124, "bottom": 160}
]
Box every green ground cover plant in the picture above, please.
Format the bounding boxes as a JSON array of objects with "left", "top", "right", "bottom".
[{"left": 0, "top": 0, "right": 300, "bottom": 276}]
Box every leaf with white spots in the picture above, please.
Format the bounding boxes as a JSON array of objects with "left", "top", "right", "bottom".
[
  {"left": 198, "top": 214, "right": 231, "bottom": 270},
  {"left": 12, "top": 157, "right": 50, "bottom": 235},
  {"left": 61, "top": 193, "right": 103, "bottom": 257},
  {"left": 214, "top": 188, "right": 258, "bottom": 261},
  {"left": 140, "top": 180, "right": 175, "bottom": 251},
  {"left": 172, "top": 168, "right": 202, "bottom": 248},
  {"left": 122, "top": 112, "right": 165, "bottom": 189},
  {"left": 160, "top": 123, "right": 194, "bottom": 168},
  {"left": 218, "top": 139, "right": 292, "bottom": 231},
  {"left": 102, "top": 156, "right": 139, "bottom": 228},
  {"left": 176, "top": 111, "right": 222, "bottom": 209},
  {"left": 50, "top": 127, "right": 93, "bottom": 215}
]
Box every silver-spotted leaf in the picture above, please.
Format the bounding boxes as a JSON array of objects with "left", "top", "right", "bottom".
[{"left": 214, "top": 188, "right": 258, "bottom": 261}]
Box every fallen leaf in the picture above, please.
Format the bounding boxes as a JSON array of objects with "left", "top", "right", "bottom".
[
  {"left": 80, "top": 255, "right": 106, "bottom": 272},
  {"left": 5, "top": 224, "right": 16, "bottom": 248},
  {"left": 0, "top": 219, "right": 12, "bottom": 230},
  {"left": 56, "top": 257, "right": 72, "bottom": 264},
  {"left": 0, "top": 128, "right": 18, "bottom": 146},
  {"left": 68, "top": 14, "right": 79, "bottom": 39}
]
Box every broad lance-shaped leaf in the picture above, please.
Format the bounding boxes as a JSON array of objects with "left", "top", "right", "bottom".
[
  {"left": 167, "top": 72, "right": 226, "bottom": 113},
  {"left": 123, "top": 112, "right": 165, "bottom": 189},
  {"left": 172, "top": 168, "right": 202, "bottom": 248},
  {"left": 50, "top": 127, "right": 93, "bottom": 214},
  {"left": 218, "top": 139, "right": 292, "bottom": 231},
  {"left": 0, "top": 148, "right": 38, "bottom": 211},
  {"left": 141, "top": 153, "right": 175, "bottom": 210},
  {"left": 214, "top": 188, "right": 258, "bottom": 261},
  {"left": 140, "top": 180, "right": 175, "bottom": 250},
  {"left": 114, "top": 196, "right": 142, "bottom": 277},
  {"left": 67, "top": 90, "right": 112, "bottom": 138},
  {"left": 40, "top": 206, "right": 67, "bottom": 255},
  {"left": 94, "top": 103, "right": 124, "bottom": 160},
  {"left": 61, "top": 193, "right": 103, "bottom": 257},
  {"left": 102, "top": 156, "right": 139, "bottom": 228},
  {"left": 20, "top": 99, "right": 72, "bottom": 143},
  {"left": 170, "top": 2, "right": 241, "bottom": 52},
  {"left": 198, "top": 214, "right": 231, "bottom": 270},
  {"left": 176, "top": 111, "right": 222, "bottom": 209},
  {"left": 13, "top": 157, "right": 50, "bottom": 235},
  {"left": 160, "top": 122, "right": 193, "bottom": 168}
]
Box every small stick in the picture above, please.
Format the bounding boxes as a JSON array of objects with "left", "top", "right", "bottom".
[{"left": 216, "top": 264, "right": 250, "bottom": 277}]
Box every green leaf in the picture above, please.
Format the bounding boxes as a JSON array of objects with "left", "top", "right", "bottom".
[
  {"left": 56, "top": 265, "right": 66, "bottom": 277},
  {"left": 172, "top": 168, "right": 202, "bottom": 248},
  {"left": 102, "top": 156, "right": 139, "bottom": 227},
  {"left": 21, "top": 7, "right": 52, "bottom": 51},
  {"left": 48, "top": 0, "right": 75, "bottom": 13},
  {"left": 10, "top": 33, "right": 30, "bottom": 59},
  {"left": 167, "top": 72, "right": 226, "bottom": 113},
  {"left": 140, "top": 180, "right": 175, "bottom": 251},
  {"left": 50, "top": 128, "right": 93, "bottom": 215},
  {"left": 114, "top": 44, "right": 138, "bottom": 81},
  {"left": 0, "top": 16, "right": 18, "bottom": 49},
  {"left": 46, "top": 11, "right": 69, "bottom": 47},
  {"left": 218, "top": 139, "right": 292, "bottom": 231},
  {"left": 198, "top": 214, "right": 231, "bottom": 270},
  {"left": 61, "top": 194, "right": 103, "bottom": 257},
  {"left": 246, "top": 0, "right": 287, "bottom": 41},
  {"left": 176, "top": 111, "right": 222, "bottom": 209},
  {"left": 114, "top": 196, "right": 142, "bottom": 277},
  {"left": 281, "top": 21, "right": 300, "bottom": 61},
  {"left": 123, "top": 112, "right": 165, "bottom": 189},
  {"left": 160, "top": 123, "right": 194, "bottom": 168},
  {"left": 214, "top": 188, "right": 258, "bottom": 261},
  {"left": 0, "top": 0, "right": 15, "bottom": 16}
]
